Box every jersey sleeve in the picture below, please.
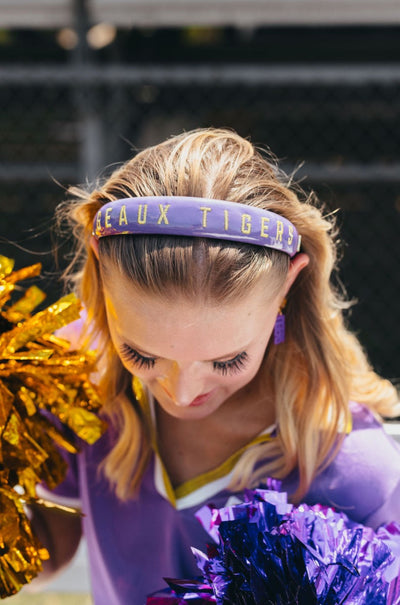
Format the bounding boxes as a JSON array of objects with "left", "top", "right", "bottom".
[
  {"left": 355, "top": 418, "right": 400, "bottom": 529},
  {"left": 36, "top": 445, "right": 82, "bottom": 510},
  {"left": 35, "top": 311, "right": 88, "bottom": 508},
  {"left": 306, "top": 402, "right": 400, "bottom": 530}
]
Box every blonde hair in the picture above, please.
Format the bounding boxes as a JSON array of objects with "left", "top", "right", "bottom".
[{"left": 58, "top": 128, "right": 399, "bottom": 502}]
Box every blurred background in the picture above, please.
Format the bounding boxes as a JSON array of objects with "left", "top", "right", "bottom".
[
  {"left": 1, "top": 1, "right": 400, "bottom": 381},
  {"left": 0, "top": 2, "right": 399, "bottom": 600}
]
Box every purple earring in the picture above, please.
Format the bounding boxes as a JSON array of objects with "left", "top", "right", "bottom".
[{"left": 274, "top": 299, "right": 287, "bottom": 345}]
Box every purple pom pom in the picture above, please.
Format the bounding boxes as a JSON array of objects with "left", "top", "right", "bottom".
[
  {"left": 147, "top": 486, "right": 400, "bottom": 604},
  {"left": 193, "top": 488, "right": 400, "bottom": 604}
]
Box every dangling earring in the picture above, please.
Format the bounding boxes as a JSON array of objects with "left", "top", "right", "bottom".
[
  {"left": 132, "top": 375, "right": 147, "bottom": 408},
  {"left": 274, "top": 298, "right": 287, "bottom": 345}
]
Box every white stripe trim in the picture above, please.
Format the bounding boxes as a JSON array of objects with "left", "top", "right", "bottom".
[
  {"left": 147, "top": 390, "right": 276, "bottom": 510},
  {"left": 175, "top": 468, "right": 236, "bottom": 510},
  {"left": 154, "top": 455, "right": 170, "bottom": 502},
  {"left": 36, "top": 484, "right": 82, "bottom": 509}
]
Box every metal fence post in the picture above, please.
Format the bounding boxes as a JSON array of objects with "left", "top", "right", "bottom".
[{"left": 73, "top": 0, "right": 105, "bottom": 183}]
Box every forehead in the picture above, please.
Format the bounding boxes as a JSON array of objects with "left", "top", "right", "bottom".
[{"left": 102, "top": 270, "right": 278, "bottom": 360}]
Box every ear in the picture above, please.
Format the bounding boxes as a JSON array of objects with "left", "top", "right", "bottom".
[
  {"left": 90, "top": 235, "right": 100, "bottom": 260},
  {"left": 283, "top": 252, "right": 310, "bottom": 296}
]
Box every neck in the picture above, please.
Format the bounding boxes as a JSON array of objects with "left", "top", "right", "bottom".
[
  {"left": 223, "top": 369, "right": 275, "bottom": 430},
  {"left": 155, "top": 371, "right": 275, "bottom": 487}
]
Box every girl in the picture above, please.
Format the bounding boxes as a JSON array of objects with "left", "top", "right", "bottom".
[{"left": 35, "top": 128, "right": 400, "bottom": 604}]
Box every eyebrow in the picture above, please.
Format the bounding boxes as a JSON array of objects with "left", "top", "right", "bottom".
[{"left": 122, "top": 338, "right": 246, "bottom": 363}]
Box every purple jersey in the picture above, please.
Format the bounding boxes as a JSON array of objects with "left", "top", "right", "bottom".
[{"left": 40, "top": 401, "right": 400, "bottom": 605}]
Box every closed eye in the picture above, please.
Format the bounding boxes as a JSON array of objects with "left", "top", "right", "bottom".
[
  {"left": 119, "top": 344, "right": 249, "bottom": 375},
  {"left": 213, "top": 351, "right": 249, "bottom": 375},
  {"left": 119, "top": 344, "right": 156, "bottom": 369}
]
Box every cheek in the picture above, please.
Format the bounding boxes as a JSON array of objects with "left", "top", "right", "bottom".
[
  {"left": 240, "top": 343, "right": 270, "bottom": 383},
  {"left": 119, "top": 357, "right": 135, "bottom": 375},
  {"left": 221, "top": 361, "right": 264, "bottom": 392},
  {"left": 118, "top": 359, "right": 157, "bottom": 382}
]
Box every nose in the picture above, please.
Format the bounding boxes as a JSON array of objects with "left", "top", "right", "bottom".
[{"left": 157, "top": 361, "right": 205, "bottom": 407}]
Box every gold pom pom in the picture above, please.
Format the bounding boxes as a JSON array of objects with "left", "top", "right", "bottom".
[{"left": 0, "top": 255, "right": 105, "bottom": 597}]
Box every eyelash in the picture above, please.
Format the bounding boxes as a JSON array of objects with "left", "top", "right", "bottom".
[
  {"left": 119, "top": 345, "right": 249, "bottom": 375},
  {"left": 119, "top": 344, "right": 156, "bottom": 369},
  {"left": 213, "top": 351, "right": 249, "bottom": 375}
]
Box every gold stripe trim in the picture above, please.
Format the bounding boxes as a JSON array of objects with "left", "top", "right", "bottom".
[
  {"left": 132, "top": 378, "right": 177, "bottom": 506},
  {"left": 157, "top": 456, "right": 176, "bottom": 507},
  {"left": 132, "top": 379, "right": 354, "bottom": 507},
  {"left": 174, "top": 432, "right": 274, "bottom": 500},
  {"left": 132, "top": 378, "right": 277, "bottom": 506}
]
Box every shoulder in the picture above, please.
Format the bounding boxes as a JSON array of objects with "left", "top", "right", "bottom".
[
  {"left": 344, "top": 401, "right": 399, "bottom": 457},
  {"left": 348, "top": 400, "right": 384, "bottom": 429},
  {"left": 306, "top": 402, "right": 400, "bottom": 528},
  {"left": 38, "top": 422, "right": 116, "bottom": 504}
]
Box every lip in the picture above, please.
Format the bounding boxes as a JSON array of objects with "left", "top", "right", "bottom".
[{"left": 189, "top": 391, "right": 213, "bottom": 407}]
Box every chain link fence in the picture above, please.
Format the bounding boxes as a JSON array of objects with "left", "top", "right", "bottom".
[{"left": 0, "top": 63, "right": 399, "bottom": 379}]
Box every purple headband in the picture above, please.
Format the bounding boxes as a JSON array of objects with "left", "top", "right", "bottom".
[{"left": 92, "top": 196, "right": 301, "bottom": 257}]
